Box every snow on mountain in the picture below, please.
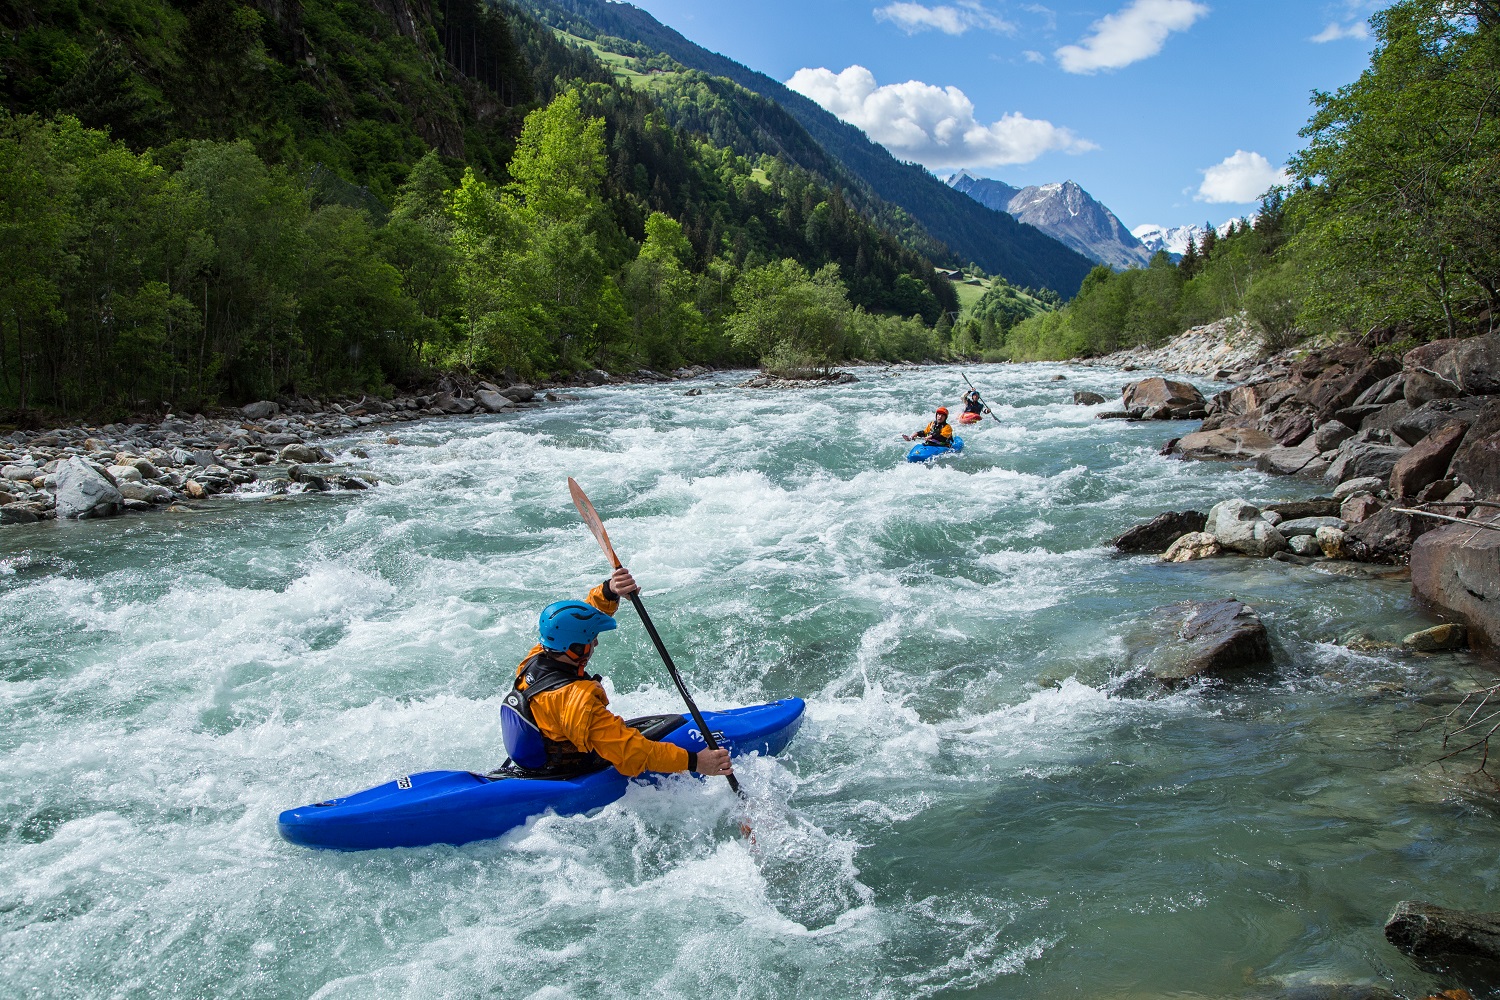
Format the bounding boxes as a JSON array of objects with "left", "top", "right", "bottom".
[
  {"left": 1132, "top": 216, "right": 1255, "bottom": 259},
  {"left": 946, "top": 172, "right": 1153, "bottom": 271}
]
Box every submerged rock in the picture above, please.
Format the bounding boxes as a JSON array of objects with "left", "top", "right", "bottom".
[
  {"left": 1402, "top": 623, "right": 1467, "bottom": 652},
  {"left": 1113, "top": 510, "right": 1207, "bottom": 554},
  {"left": 1127, "top": 598, "right": 1273, "bottom": 682},
  {"left": 1073, "top": 390, "right": 1106, "bottom": 406}
]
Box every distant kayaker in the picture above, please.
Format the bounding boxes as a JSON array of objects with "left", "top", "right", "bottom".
[
  {"left": 904, "top": 406, "right": 955, "bottom": 448},
  {"left": 960, "top": 390, "right": 989, "bottom": 422},
  {"left": 500, "top": 566, "right": 734, "bottom": 779}
]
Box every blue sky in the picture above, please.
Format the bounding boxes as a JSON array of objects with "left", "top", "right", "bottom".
[{"left": 626, "top": 0, "right": 1384, "bottom": 231}]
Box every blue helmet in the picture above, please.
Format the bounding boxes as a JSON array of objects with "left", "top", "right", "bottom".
[{"left": 538, "top": 600, "right": 617, "bottom": 650}]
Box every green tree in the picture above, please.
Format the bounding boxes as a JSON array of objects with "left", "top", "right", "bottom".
[{"left": 726, "top": 259, "right": 851, "bottom": 372}]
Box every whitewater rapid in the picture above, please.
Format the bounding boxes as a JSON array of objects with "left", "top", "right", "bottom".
[{"left": 2, "top": 364, "right": 1496, "bottom": 999}]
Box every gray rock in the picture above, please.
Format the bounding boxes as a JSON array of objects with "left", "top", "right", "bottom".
[
  {"left": 1127, "top": 598, "right": 1273, "bottom": 682},
  {"left": 278, "top": 444, "right": 324, "bottom": 464},
  {"left": 2, "top": 464, "right": 39, "bottom": 482},
  {"left": 1207, "top": 499, "right": 1289, "bottom": 557},
  {"left": 106, "top": 464, "right": 143, "bottom": 483},
  {"left": 119, "top": 481, "right": 175, "bottom": 504},
  {"left": 242, "top": 400, "right": 280, "bottom": 421},
  {"left": 132, "top": 459, "right": 161, "bottom": 480},
  {"left": 1312, "top": 420, "right": 1355, "bottom": 453},
  {"left": 1175, "top": 427, "right": 1277, "bottom": 461},
  {"left": 499, "top": 384, "right": 537, "bottom": 403},
  {"left": 1264, "top": 499, "right": 1342, "bottom": 520},
  {"left": 0, "top": 503, "right": 40, "bottom": 525},
  {"left": 1278, "top": 516, "right": 1348, "bottom": 537},
  {"left": 1256, "top": 445, "right": 1326, "bottom": 477},
  {"left": 1384, "top": 899, "right": 1500, "bottom": 963},
  {"left": 55, "top": 456, "right": 124, "bottom": 519},
  {"left": 1351, "top": 372, "right": 1405, "bottom": 407},
  {"left": 1393, "top": 395, "right": 1491, "bottom": 446},
  {"left": 1333, "top": 476, "right": 1385, "bottom": 500},
  {"left": 475, "top": 389, "right": 515, "bottom": 413},
  {"left": 1113, "top": 510, "right": 1208, "bottom": 554},
  {"left": 1073, "top": 390, "right": 1106, "bottom": 406},
  {"left": 1324, "top": 443, "right": 1408, "bottom": 485},
  {"left": 262, "top": 433, "right": 302, "bottom": 447},
  {"left": 1288, "top": 534, "right": 1323, "bottom": 556}
]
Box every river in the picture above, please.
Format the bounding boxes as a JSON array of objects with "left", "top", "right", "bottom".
[{"left": 2, "top": 363, "right": 1497, "bottom": 999}]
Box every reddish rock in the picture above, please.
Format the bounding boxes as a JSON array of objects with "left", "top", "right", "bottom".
[
  {"left": 1122, "top": 377, "right": 1205, "bottom": 411},
  {"left": 1263, "top": 409, "right": 1314, "bottom": 446},
  {"left": 1347, "top": 506, "right": 1431, "bottom": 563},
  {"left": 1297, "top": 356, "right": 1401, "bottom": 419},
  {"left": 1389, "top": 421, "right": 1469, "bottom": 498},
  {"left": 1341, "top": 492, "right": 1384, "bottom": 524},
  {"left": 1404, "top": 332, "right": 1500, "bottom": 397},
  {"left": 1412, "top": 513, "right": 1500, "bottom": 654},
  {"left": 1175, "top": 427, "right": 1276, "bottom": 461},
  {"left": 1449, "top": 399, "right": 1500, "bottom": 498}
]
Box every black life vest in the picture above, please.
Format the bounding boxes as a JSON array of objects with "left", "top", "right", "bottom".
[
  {"left": 963, "top": 393, "right": 983, "bottom": 414},
  {"left": 500, "top": 653, "right": 603, "bottom": 773}
]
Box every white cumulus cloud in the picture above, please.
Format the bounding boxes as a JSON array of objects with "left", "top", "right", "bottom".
[
  {"left": 1055, "top": 0, "right": 1209, "bottom": 74},
  {"left": 874, "top": 1, "right": 1016, "bottom": 35},
  {"left": 786, "top": 65, "right": 1096, "bottom": 169},
  {"left": 1310, "top": 20, "right": 1370, "bottom": 42},
  {"left": 1195, "top": 150, "right": 1291, "bottom": 204}
]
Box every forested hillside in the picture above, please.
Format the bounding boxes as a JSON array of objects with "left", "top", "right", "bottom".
[
  {"left": 0, "top": 0, "right": 974, "bottom": 420},
  {"left": 1002, "top": 0, "right": 1499, "bottom": 361},
  {"left": 512, "top": 0, "right": 1097, "bottom": 297}
]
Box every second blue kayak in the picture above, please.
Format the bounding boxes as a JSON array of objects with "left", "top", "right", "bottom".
[
  {"left": 278, "top": 698, "right": 806, "bottom": 851},
  {"left": 906, "top": 436, "right": 965, "bottom": 463}
]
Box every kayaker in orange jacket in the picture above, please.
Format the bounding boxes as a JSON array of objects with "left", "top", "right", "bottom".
[
  {"left": 502, "top": 566, "right": 733, "bottom": 779},
  {"left": 904, "top": 407, "right": 955, "bottom": 447}
]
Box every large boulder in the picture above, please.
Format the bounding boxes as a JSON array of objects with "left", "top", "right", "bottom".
[
  {"left": 1256, "top": 444, "right": 1328, "bottom": 478},
  {"left": 1448, "top": 399, "right": 1500, "bottom": 497},
  {"left": 499, "top": 384, "right": 537, "bottom": 403},
  {"left": 1411, "top": 513, "right": 1500, "bottom": 653},
  {"left": 1385, "top": 900, "right": 1500, "bottom": 963},
  {"left": 1324, "top": 442, "right": 1409, "bottom": 486},
  {"left": 1389, "top": 421, "right": 1469, "bottom": 498},
  {"left": 241, "top": 400, "right": 280, "bottom": 421},
  {"left": 55, "top": 456, "right": 123, "bottom": 519},
  {"left": 1346, "top": 506, "right": 1430, "bottom": 563},
  {"left": 1277, "top": 516, "right": 1347, "bottom": 538},
  {"left": 1404, "top": 332, "right": 1500, "bottom": 397},
  {"left": 1262, "top": 409, "right": 1314, "bottom": 446},
  {"left": 1126, "top": 598, "right": 1273, "bottom": 683},
  {"left": 475, "top": 389, "right": 515, "bottom": 413},
  {"left": 1122, "top": 377, "right": 1204, "bottom": 412},
  {"left": 1297, "top": 355, "right": 1401, "bottom": 420},
  {"left": 1393, "top": 395, "right": 1491, "bottom": 445},
  {"left": 278, "top": 443, "right": 325, "bottom": 465},
  {"left": 1207, "top": 498, "right": 1289, "bottom": 556},
  {"left": 1175, "top": 427, "right": 1276, "bottom": 462},
  {"left": 1312, "top": 419, "right": 1356, "bottom": 453},
  {"left": 1113, "top": 510, "right": 1207, "bottom": 554}
]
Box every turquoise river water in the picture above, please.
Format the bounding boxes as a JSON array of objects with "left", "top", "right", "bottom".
[{"left": 2, "top": 363, "right": 1498, "bottom": 999}]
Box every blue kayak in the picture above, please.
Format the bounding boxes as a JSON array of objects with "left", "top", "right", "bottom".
[
  {"left": 906, "top": 436, "right": 964, "bottom": 463},
  {"left": 278, "top": 698, "right": 806, "bottom": 851}
]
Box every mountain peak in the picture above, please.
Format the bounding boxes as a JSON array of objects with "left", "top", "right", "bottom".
[{"left": 947, "top": 174, "right": 1152, "bottom": 270}]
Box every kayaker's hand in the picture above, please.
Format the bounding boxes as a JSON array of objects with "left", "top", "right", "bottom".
[
  {"left": 610, "top": 566, "right": 639, "bottom": 598},
  {"left": 694, "top": 747, "right": 733, "bottom": 776},
  {"left": 902, "top": 434, "right": 913, "bottom": 441}
]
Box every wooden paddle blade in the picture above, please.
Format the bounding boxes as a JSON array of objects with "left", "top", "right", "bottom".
[{"left": 568, "top": 477, "right": 623, "bottom": 569}]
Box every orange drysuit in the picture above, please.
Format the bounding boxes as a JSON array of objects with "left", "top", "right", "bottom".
[{"left": 513, "top": 582, "right": 690, "bottom": 777}]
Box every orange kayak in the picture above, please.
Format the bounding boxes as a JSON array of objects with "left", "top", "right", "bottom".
[{"left": 959, "top": 412, "right": 982, "bottom": 424}]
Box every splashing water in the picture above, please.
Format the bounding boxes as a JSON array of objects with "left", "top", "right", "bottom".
[{"left": 3, "top": 364, "right": 1498, "bottom": 999}]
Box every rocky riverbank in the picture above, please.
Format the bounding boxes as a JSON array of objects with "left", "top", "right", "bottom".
[
  {"left": 0, "top": 366, "right": 723, "bottom": 527},
  {"left": 1095, "top": 323, "right": 1500, "bottom": 659}
]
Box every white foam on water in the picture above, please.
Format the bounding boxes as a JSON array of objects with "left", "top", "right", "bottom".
[{"left": 3, "top": 363, "right": 1490, "bottom": 1000}]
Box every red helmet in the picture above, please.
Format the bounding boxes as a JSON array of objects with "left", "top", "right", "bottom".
[{"left": 935, "top": 407, "right": 949, "bottom": 416}]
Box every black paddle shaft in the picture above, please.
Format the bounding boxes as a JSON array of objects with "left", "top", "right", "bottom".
[{"left": 626, "top": 592, "right": 744, "bottom": 797}]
